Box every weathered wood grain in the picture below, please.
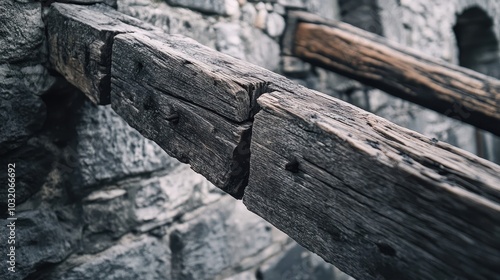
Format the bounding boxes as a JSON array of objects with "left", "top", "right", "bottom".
[
  {"left": 284, "top": 11, "right": 500, "bottom": 136},
  {"left": 43, "top": 3, "right": 310, "bottom": 196},
  {"left": 45, "top": 4, "right": 307, "bottom": 118},
  {"left": 45, "top": 3, "right": 161, "bottom": 104},
  {"left": 110, "top": 31, "right": 277, "bottom": 122},
  {"left": 111, "top": 32, "right": 255, "bottom": 198},
  {"left": 244, "top": 89, "right": 500, "bottom": 280},
  {"left": 108, "top": 30, "right": 315, "bottom": 195}
]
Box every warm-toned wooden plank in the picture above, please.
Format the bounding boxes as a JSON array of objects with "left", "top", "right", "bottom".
[
  {"left": 111, "top": 32, "right": 255, "bottom": 198},
  {"left": 45, "top": 3, "right": 161, "bottom": 104},
  {"left": 244, "top": 90, "right": 500, "bottom": 280},
  {"left": 284, "top": 11, "right": 500, "bottom": 136}
]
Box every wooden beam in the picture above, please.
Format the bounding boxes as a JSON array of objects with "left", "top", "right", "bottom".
[
  {"left": 244, "top": 89, "right": 500, "bottom": 280},
  {"left": 283, "top": 11, "right": 500, "bottom": 136},
  {"left": 45, "top": 3, "right": 161, "bottom": 104},
  {"left": 45, "top": 3, "right": 270, "bottom": 197},
  {"left": 111, "top": 32, "right": 261, "bottom": 197},
  {"left": 44, "top": 3, "right": 300, "bottom": 197},
  {"left": 110, "top": 32, "right": 272, "bottom": 122}
]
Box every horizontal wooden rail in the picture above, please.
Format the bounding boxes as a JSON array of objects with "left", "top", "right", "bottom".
[
  {"left": 283, "top": 11, "right": 500, "bottom": 136},
  {"left": 246, "top": 90, "right": 500, "bottom": 280},
  {"left": 45, "top": 3, "right": 500, "bottom": 280},
  {"left": 47, "top": 3, "right": 277, "bottom": 198}
]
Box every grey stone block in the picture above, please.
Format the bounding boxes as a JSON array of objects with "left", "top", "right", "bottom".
[
  {"left": 130, "top": 165, "right": 224, "bottom": 233},
  {"left": 70, "top": 102, "right": 175, "bottom": 193},
  {"left": 53, "top": 235, "right": 171, "bottom": 280},
  {"left": 276, "top": 0, "right": 305, "bottom": 8},
  {"left": 214, "top": 22, "right": 280, "bottom": 70},
  {"left": 0, "top": 89, "right": 46, "bottom": 154},
  {"left": 166, "top": 0, "right": 240, "bottom": 16},
  {"left": 170, "top": 197, "right": 274, "bottom": 280},
  {"left": 266, "top": 12, "right": 285, "bottom": 37},
  {"left": 0, "top": 138, "right": 55, "bottom": 208},
  {"left": 0, "top": 210, "right": 79, "bottom": 280},
  {"left": 240, "top": 3, "right": 257, "bottom": 26},
  {"left": 258, "top": 244, "right": 354, "bottom": 280},
  {"left": 0, "top": 0, "right": 44, "bottom": 63},
  {"left": 118, "top": 0, "right": 218, "bottom": 49},
  {"left": 81, "top": 189, "right": 134, "bottom": 253},
  {"left": 282, "top": 56, "right": 311, "bottom": 75}
]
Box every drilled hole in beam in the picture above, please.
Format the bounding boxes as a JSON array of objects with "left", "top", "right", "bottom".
[{"left": 376, "top": 242, "right": 397, "bottom": 257}]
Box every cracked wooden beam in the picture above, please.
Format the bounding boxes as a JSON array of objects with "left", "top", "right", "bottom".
[
  {"left": 44, "top": 3, "right": 263, "bottom": 197},
  {"left": 111, "top": 33, "right": 258, "bottom": 197},
  {"left": 109, "top": 30, "right": 295, "bottom": 197},
  {"left": 283, "top": 11, "right": 500, "bottom": 136},
  {"left": 244, "top": 88, "right": 500, "bottom": 280}
]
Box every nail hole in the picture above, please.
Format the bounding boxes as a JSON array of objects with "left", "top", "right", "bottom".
[
  {"left": 136, "top": 61, "right": 144, "bottom": 74},
  {"left": 366, "top": 139, "right": 381, "bottom": 150},
  {"left": 165, "top": 111, "right": 179, "bottom": 124},
  {"left": 285, "top": 158, "right": 300, "bottom": 173},
  {"left": 178, "top": 155, "right": 189, "bottom": 164},
  {"left": 143, "top": 95, "right": 154, "bottom": 111},
  {"left": 376, "top": 242, "right": 396, "bottom": 257}
]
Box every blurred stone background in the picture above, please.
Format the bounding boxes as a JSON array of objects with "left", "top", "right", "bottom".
[{"left": 1, "top": 0, "right": 499, "bottom": 279}]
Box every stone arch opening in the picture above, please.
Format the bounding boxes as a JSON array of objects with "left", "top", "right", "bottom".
[
  {"left": 453, "top": 7, "right": 500, "bottom": 76},
  {"left": 338, "top": 0, "right": 383, "bottom": 35},
  {"left": 453, "top": 6, "right": 500, "bottom": 161}
]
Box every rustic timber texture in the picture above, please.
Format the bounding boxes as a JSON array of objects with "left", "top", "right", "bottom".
[
  {"left": 108, "top": 30, "right": 297, "bottom": 197},
  {"left": 44, "top": 3, "right": 500, "bottom": 279},
  {"left": 111, "top": 32, "right": 256, "bottom": 197},
  {"left": 111, "top": 32, "right": 268, "bottom": 122},
  {"left": 284, "top": 11, "right": 500, "bottom": 136},
  {"left": 45, "top": 3, "right": 161, "bottom": 104},
  {"left": 244, "top": 89, "right": 500, "bottom": 280},
  {"left": 43, "top": 3, "right": 292, "bottom": 197}
]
